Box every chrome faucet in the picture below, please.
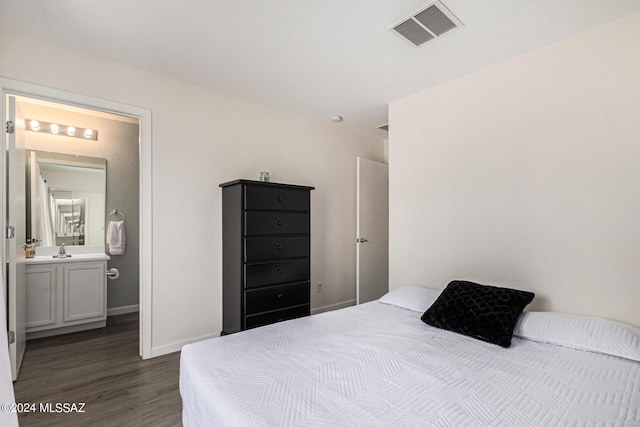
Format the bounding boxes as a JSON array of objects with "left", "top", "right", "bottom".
[{"left": 56, "top": 243, "right": 68, "bottom": 258}]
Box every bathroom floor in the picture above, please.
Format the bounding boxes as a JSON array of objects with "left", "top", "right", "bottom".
[{"left": 13, "top": 313, "right": 182, "bottom": 427}]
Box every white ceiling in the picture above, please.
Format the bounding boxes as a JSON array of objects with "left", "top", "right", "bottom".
[{"left": 2, "top": 1, "right": 639, "bottom": 139}]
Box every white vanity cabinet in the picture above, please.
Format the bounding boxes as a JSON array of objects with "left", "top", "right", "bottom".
[{"left": 26, "top": 257, "right": 108, "bottom": 339}]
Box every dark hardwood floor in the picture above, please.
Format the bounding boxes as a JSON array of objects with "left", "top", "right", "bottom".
[{"left": 13, "top": 313, "right": 183, "bottom": 426}]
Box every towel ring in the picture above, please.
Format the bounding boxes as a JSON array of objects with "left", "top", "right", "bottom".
[{"left": 108, "top": 209, "right": 125, "bottom": 221}]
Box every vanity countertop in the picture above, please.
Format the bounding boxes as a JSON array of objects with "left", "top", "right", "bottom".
[
  {"left": 24, "top": 246, "right": 111, "bottom": 264},
  {"left": 25, "top": 253, "right": 111, "bottom": 264}
]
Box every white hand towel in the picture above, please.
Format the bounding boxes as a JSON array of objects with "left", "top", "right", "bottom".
[{"left": 107, "top": 220, "right": 126, "bottom": 255}]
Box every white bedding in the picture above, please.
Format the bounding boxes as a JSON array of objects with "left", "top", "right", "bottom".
[{"left": 180, "top": 302, "right": 640, "bottom": 426}]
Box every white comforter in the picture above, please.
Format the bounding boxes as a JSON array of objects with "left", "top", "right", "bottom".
[{"left": 180, "top": 302, "right": 640, "bottom": 426}]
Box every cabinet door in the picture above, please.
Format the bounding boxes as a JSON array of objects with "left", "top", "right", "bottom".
[
  {"left": 25, "top": 266, "right": 57, "bottom": 329},
  {"left": 63, "top": 262, "right": 106, "bottom": 322}
]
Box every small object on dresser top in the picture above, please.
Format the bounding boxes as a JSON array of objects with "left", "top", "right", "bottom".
[{"left": 259, "top": 171, "right": 270, "bottom": 182}]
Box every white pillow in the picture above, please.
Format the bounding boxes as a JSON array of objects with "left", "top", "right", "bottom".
[
  {"left": 514, "top": 311, "right": 640, "bottom": 362},
  {"left": 379, "top": 286, "right": 441, "bottom": 312}
]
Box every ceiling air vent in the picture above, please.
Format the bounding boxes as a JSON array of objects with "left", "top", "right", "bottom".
[{"left": 391, "top": 1, "right": 463, "bottom": 47}]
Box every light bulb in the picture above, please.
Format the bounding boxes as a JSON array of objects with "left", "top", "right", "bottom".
[
  {"left": 30, "top": 120, "right": 40, "bottom": 131},
  {"left": 67, "top": 126, "right": 76, "bottom": 136},
  {"left": 50, "top": 123, "right": 59, "bottom": 134},
  {"left": 84, "top": 128, "right": 94, "bottom": 138}
]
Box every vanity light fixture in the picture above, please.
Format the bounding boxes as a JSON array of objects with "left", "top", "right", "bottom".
[{"left": 24, "top": 118, "right": 98, "bottom": 141}]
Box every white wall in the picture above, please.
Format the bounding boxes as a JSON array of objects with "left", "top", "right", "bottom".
[
  {"left": 389, "top": 14, "right": 640, "bottom": 327},
  {"left": 0, "top": 29, "right": 384, "bottom": 355}
]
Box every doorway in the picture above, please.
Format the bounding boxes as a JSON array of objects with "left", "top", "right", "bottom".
[{"left": 1, "top": 79, "right": 153, "bottom": 380}]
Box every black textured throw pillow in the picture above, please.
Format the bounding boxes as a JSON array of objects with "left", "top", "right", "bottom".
[{"left": 421, "top": 280, "right": 534, "bottom": 348}]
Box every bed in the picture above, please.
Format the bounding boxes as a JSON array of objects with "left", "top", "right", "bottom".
[{"left": 180, "top": 284, "right": 640, "bottom": 426}]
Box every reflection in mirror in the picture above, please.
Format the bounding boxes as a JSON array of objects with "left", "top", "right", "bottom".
[
  {"left": 27, "top": 150, "right": 106, "bottom": 248},
  {"left": 49, "top": 189, "right": 86, "bottom": 246}
]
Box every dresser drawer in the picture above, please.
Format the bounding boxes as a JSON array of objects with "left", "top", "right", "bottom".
[
  {"left": 245, "top": 236, "right": 309, "bottom": 262},
  {"left": 245, "top": 259, "right": 309, "bottom": 288},
  {"left": 245, "top": 282, "right": 310, "bottom": 315},
  {"left": 245, "top": 304, "right": 309, "bottom": 329},
  {"left": 245, "top": 212, "right": 309, "bottom": 235},
  {"left": 245, "top": 186, "right": 309, "bottom": 211}
]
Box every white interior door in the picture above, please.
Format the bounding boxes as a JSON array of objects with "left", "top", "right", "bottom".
[
  {"left": 356, "top": 157, "right": 389, "bottom": 304},
  {"left": 5, "top": 95, "right": 27, "bottom": 380}
]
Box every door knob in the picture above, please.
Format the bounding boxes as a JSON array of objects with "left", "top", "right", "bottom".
[{"left": 357, "top": 238, "right": 368, "bottom": 243}]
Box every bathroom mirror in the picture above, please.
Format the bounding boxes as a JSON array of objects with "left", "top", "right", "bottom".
[{"left": 26, "top": 150, "right": 106, "bottom": 247}]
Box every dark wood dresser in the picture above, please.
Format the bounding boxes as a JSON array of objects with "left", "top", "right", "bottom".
[{"left": 219, "top": 179, "right": 314, "bottom": 334}]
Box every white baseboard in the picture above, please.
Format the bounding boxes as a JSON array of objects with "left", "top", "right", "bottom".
[
  {"left": 27, "top": 320, "right": 106, "bottom": 340},
  {"left": 107, "top": 304, "right": 139, "bottom": 317},
  {"left": 150, "top": 332, "right": 220, "bottom": 358},
  {"left": 311, "top": 298, "right": 356, "bottom": 315}
]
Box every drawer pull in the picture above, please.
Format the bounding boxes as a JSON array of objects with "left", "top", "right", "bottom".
[
  {"left": 278, "top": 293, "right": 284, "bottom": 299},
  {"left": 277, "top": 269, "right": 284, "bottom": 275},
  {"left": 277, "top": 220, "right": 283, "bottom": 226},
  {"left": 277, "top": 245, "right": 283, "bottom": 251},
  {"left": 277, "top": 196, "right": 283, "bottom": 202}
]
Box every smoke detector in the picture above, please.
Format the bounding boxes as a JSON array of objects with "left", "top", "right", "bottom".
[{"left": 390, "top": 1, "right": 463, "bottom": 48}]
